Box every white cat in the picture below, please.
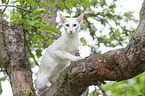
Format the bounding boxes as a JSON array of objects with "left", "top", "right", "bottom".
[{"left": 35, "top": 13, "right": 84, "bottom": 92}]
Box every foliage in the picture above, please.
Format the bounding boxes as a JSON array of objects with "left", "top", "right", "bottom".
[
  {"left": 24, "top": 86, "right": 30, "bottom": 96},
  {"left": 58, "top": 0, "right": 137, "bottom": 53},
  {"left": 59, "top": 72, "right": 65, "bottom": 84},
  {"left": 0, "top": 0, "right": 137, "bottom": 66},
  {"left": 0, "top": 0, "right": 142, "bottom": 95},
  {"left": 100, "top": 73, "right": 145, "bottom": 96},
  {"left": 1, "top": 0, "right": 60, "bottom": 67}
]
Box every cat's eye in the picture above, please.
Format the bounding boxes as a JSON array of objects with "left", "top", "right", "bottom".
[
  {"left": 66, "top": 24, "right": 69, "bottom": 27},
  {"left": 73, "top": 24, "right": 77, "bottom": 27}
]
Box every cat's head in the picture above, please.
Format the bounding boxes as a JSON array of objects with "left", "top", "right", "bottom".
[{"left": 59, "top": 13, "right": 84, "bottom": 35}]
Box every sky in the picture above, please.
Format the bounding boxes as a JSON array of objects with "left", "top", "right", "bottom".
[{"left": 0, "top": 0, "right": 144, "bottom": 96}]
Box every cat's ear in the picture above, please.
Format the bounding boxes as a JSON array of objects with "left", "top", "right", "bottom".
[
  {"left": 77, "top": 13, "right": 84, "bottom": 24},
  {"left": 59, "top": 13, "right": 66, "bottom": 24}
]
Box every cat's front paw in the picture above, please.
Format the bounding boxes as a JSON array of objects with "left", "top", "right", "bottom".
[{"left": 72, "top": 56, "right": 83, "bottom": 61}]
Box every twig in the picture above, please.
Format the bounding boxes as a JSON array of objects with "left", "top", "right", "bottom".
[
  {"left": 1, "top": 0, "right": 10, "bottom": 16},
  {"left": 34, "top": 27, "right": 48, "bottom": 41},
  {"left": 0, "top": 21, "right": 8, "bottom": 26},
  {"left": 27, "top": 45, "right": 39, "bottom": 66},
  {"left": 90, "top": 12, "right": 124, "bottom": 46},
  {"left": 0, "top": 5, "right": 33, "bottom": 12},
  {"left": 38, "top": 0, "right": 55, "bottom": 23},
  {"left": 85, "top": 12, "right": 101, "bottom": 17},
  {"left": 98, "top": 86, "right": 107, "bottom": 96},
  {"left": 84, "top": 15, "right": 95, "bottom": 39}
]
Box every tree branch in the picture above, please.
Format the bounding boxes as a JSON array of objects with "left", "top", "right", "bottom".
[
  {"left": 2, "top": 20, "right": 35, "bottom": 96},
  {"left": 0, "top": 5, "right": 33, "bottom": 12},
  {"left": 1, "top": 0, "right": 10, "bottom": 16},
  {"left": 38, "top": 0, "right": 55, "bottom": 23},
  {"left": 84, "top": 15, "right": 96, "bottom": 39},
  {"left": 44, "top": 0, "right": 145, "bottom": 95},
  {"left": 27, "top": 45, "right": 39, "bottom": 66},
  {"left": 98, "top": 86, "right": 107, "bottom": 96}
]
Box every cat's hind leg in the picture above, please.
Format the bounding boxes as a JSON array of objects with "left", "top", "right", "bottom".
[{"left": 35, "top": 72, "right": 51, "bottom": 92}]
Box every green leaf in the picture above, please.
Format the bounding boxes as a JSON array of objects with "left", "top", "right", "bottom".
[
  {"left": 36, "top": 1, "right": 50, "bottom": 5},
  {"left": 47, "top": 38, "right": 52, "bottom": 45},
  {"left": 110, "top": 10, "right": 115, "bottom": 14},
  {"left": 25, "top": 0, "right": 34, "bottom": 5},
  {"left": 28, "top": 60, "right": 34, "bottom": 68},
  {"left": 11, "top": 0, "right": 20, "bottom": 3},
  {"left": 99, "top": 0, "right": 106, "bottom": 7},
  {"left": 70, "top": 0, "right": 78, "bottom": 3},
  {"left": 58, "top": 2, "right": 64, "bottom": 8},
  {"left": 83, "top": 0, "right": 91, "bottom": 8},
  {"left": 59, "top": 72, "right": 63, "bottom": 77},
  {"left": 35, "top": 35, "right": 44, "bottom": 42},
  {"left": 47, "top": 34, "right": 52, "bottom": 37},
  {"left": 51, "top": 2, "right": 57, "bottom": 8},
  {"left": 9, "top": 17, "right": 24, "bottom": 26},
  {"left": 59, "top": 72, "right": 65, "bottom": 84},
  {"left": 65, "top": 1, "right": 73, "bottom": 9},
  {"left": 36, "top": 49, "right": 42, "bottom": 58},
  {"left": 10, "top": 14, "right": 16, "bottom": 20},
  {"left": 49, "top": 0, "right": 53, "bottom": 3},
  {"left": 1, "top": 0, "right": 7, "bottom": 4},
  {"left": 16, "top": 17, "right": 24, "bottom": 25},
  {"left": 32, "top": 15, "right": 42, "bottom": 20},
  {"left": 43, "top": 7, "right": 48, "bottom": 11},
  {"left": 27, "top": 19, "right": 37, "bottom": 26},
  {"left": 67, "top": 10, "right": 73, "bottom": 15},
  {"left": 38, "top": 25, "right": 58, "bottom": 34},
  {"left": 42, "top": 22, "right": 47, "bottom": 25},
  {"left": 60, "top": 78, "right": 64, "bottom": 84},
  {"left": 25, "top": 86, "right": 29, "bottom": 96},
  {"left": 25, "top": 86, "right": 29, "bottom": 93},
  {"left": 47, "top": 12, "right": 54, "bottom": 15},
  {"left": 32, "top": 9, "right": 46, "bottom": 17},
  {"left": 80, "top": 37, "right": 87, "bottom": 45},
  {"left": 8, "top": 19, "right": 17, "bottom": 26}
]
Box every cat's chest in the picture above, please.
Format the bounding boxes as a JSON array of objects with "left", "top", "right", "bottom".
[{"left": 61, "top": 43, "right": 78, "bottom": 53}]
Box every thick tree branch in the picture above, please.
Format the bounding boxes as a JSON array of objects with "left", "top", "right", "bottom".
[
  {"left": 45, "top": 0, "right": 145, "bottom": 96},
  {"left": 1, "top": 20, "right": 35, "bottom": 95}
]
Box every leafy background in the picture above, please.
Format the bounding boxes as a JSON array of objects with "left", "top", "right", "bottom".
[{"left": 0, "top": 0, "right": 144, "bottom": 96}]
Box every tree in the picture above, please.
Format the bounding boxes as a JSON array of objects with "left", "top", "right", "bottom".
[{"left": 0, "top": 0, "right": 144, "bottom": 96}]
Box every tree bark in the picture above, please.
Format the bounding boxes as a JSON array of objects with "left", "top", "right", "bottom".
[
  {"left": 0, "top": 0, "right": 145, "bottom": 96},
  {"left": 45, "top": 0, "right": 145, "bottom": 95},
  {"left": 0, "top": 12, "right": 6, "bottom": 67},
  {"left": 1, "top": 20, "right": 35, "bottom": 95},
  {"left": 0, "top": 0, "right": 59, "bottom": 95}
]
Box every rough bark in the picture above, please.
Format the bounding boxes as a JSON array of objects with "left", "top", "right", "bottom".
[
  {"left": 0, "top": 0, "right": 145, "bottom": 96},
  {"left": 0, "top": 12, "right": 6, "bottom": 67},
  {"left": 1, "top": 20, "right": 35, "bottom": 95},
  {"left": 0, "top": 0, "right": 59, "bottom": 95},
  {"left": 45, "top": 0, "right": 145, "bottom": 96}
]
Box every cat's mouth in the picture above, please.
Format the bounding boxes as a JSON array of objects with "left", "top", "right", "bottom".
[{"left": 70, "top": 31, "right": 73, "bottom": 34}]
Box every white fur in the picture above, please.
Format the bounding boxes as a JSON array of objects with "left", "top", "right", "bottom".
[{"left": 35, "top": 13, "right": 84, "bottom": 92}]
